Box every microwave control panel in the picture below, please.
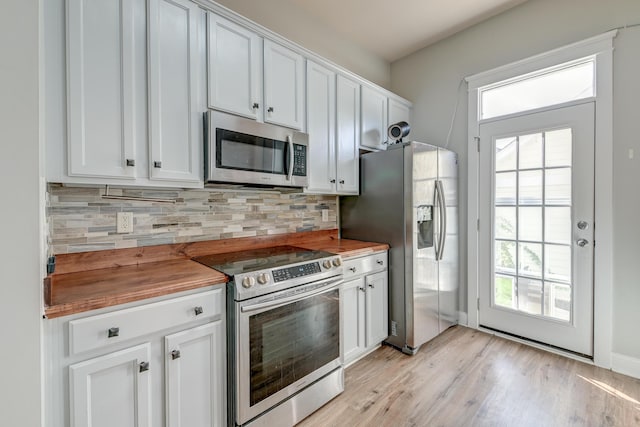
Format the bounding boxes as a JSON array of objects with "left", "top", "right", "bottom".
[{"left": 293, "top": 144, "right": 307, "bottom": 176}]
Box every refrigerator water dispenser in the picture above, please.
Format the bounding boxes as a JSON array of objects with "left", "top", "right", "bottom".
[{"left": 417, "top": 205, "right": 433, "bottom": 249}]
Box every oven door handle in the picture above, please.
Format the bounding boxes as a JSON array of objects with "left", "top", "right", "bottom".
[{"left": 240, "top": 278, "right": 343, "bottom": 313}]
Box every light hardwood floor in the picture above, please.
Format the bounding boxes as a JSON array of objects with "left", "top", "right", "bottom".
[{"left": 301, "top": 326, "right": 640, "bottom": 427}]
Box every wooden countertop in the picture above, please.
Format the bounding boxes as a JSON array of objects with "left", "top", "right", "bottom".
[{"left": 44, "top": 230, "right": 388, "bottom": 319}]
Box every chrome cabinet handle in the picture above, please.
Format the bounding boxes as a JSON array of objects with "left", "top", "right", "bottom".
[
  {"left": 126, "top": 159, "right": 135, "bottom": 167},
  {"left": 267, "top": 107, "right": 274, "bottom": 113},
  {"left": 368, "top": 283, "right": 375, "bottom": 289},
  {"left": 349, "top": 267, "right": 356, "bottom": 273},
  {"left": 194, "top": 306, "right": 203, "bottom": 316},
  {"left": 153, "top": 161, "right": 162, "bottom": 168},
  {"left": 576, "top": 238, "right": 589, "bottom": 247},
  {"left": 376, "top": 260, "right": 383, "bottom": 265},
  {"left": 107, "top": 327, "right": 119, "bottom": 338},
  {"left": 330, "top": 179, "right": 336, "bottom": 183},
  {"left": 171, "top": 350, "right": 181, "bottom": 360},
  {"left": 252, "top": 102, "right": 259, "bottom": 109},
  {"left": 139, "top": 361, "right": 149, "bottom": 373},
  {"left": 339, "top": 179, "right": 345, "bottom": 184},
  {"left": 358, "top": 287, "right": 365, "bottom": 292}
]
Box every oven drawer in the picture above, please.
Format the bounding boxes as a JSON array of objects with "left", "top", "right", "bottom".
[
  {"left": 342, "top": 252, "right": 387, "bottom": 279},
  {"left": 69, "top": 288, "right": 223, "bottom": 355}
]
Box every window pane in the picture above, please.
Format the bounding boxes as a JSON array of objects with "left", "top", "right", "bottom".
[
  {"left": 519, "top": 170, "right": 542, "bottom": 205},
  {"left": 495, "top": 274, "right": 515, "bottom": 308},
  {"left": 495, "top": 207, "right": 516, "bottom": 239},
  {"left": 544, "top": 282, "right": 571, "bottom": 321},
  {"left": 517, "top": 278, "right": 542, "bottom": 315},
  {"left": 496, "top": 137, "right": 517, "bottom": 171},
  {"left": 546, "top": 168, "right": 571, "bottom": 205},
  {"left": 519, "top": 207, "right": 542, "bottom": 241},
  {"left": 545, "top": 207, "right": 571, "bottom": 244},
  {"left": 545, "top": 244, "right": 571, "bottom": 283},
  {"left": 519, "top": 133, "right": 543, "bottom": 169},
  {"left": 519, "top": 242, "right": 542, "bottom": 278},
  {"left": 481, "top": 61, "right": 594, "bottom": 119},
  {"left": 495, "top": 240, "right": 516, "bottom": 274},
  {"left": 545, "top": 128, "right": 572, "bottom": 167},
  {"left": 495, "top": 172, "right": 517, "bottom": 205}
]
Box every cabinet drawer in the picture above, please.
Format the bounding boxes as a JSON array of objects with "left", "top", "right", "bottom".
[
  {"left": 69, "top": 288, "right": 223, "bottom": 355},
  {"left": 343, "top": 252, "right": 387, "bottom": 279}
]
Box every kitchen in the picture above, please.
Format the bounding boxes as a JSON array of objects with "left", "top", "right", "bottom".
[{"left": 2, "top": 0, "right": 640, "bottom": 426}]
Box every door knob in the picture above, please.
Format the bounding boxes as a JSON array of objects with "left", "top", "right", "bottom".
[
  {"left": 576, "top": 238, "right": 589, "bottom": 247},
  {"left": 577, "top": 221, "right": 589, "bottom": 230}
]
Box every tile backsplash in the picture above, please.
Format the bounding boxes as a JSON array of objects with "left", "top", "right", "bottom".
[{"left": 47, "top": 184, "right": 338, "bottom": 254}]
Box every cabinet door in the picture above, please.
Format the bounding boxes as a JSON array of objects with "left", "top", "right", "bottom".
[
  {"left": 69, "top": 343, "right": 151, "bottom": 427},
  {"left": 388, "top": 98, "right": 411, "bottom": 128},
  {"left": 306, "top": 61, "right": 336, "bottom": 194},
  {"left": 208, "top": 13, "right": 262, "bottom": 120},
  {"left": 360, "top": 86, "right": 388, "bottom": 150},
  {"left": 365, "top": 271, "right": 389, "bottom": 347},
  {"left": 263, "top": 40, "right": 304, "bottom": 130},
  {"left": 66, "top": 0, "right": 140, "bottom": 179},
  {"left": 165, "top": 321, "right": 225, "bottom": 427},
  {"left": 341, "top": 277, "right": 366, "bottom": 364},
  {"left": 336, "top": 76, "right": 360, "bottom": 195},
  {"left": 148, "top": 0, "right": 203, "bottom": 184}
]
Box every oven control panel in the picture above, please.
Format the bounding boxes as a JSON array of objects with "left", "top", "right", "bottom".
[{"left": 273, "top": 262, "right": 321, "bottom": 283}]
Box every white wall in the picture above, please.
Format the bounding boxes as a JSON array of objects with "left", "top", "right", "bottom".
[
  {"left": 391, "top": 0, "right": 640, "bottom": 361},
  {"left": 212, "top": 0, "right": 391, "bottom": 89},
  {"left": 0, "top": 0, "right": 43, "bottom": 425}
]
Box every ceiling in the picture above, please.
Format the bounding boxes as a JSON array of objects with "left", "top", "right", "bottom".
[{"left": 282, "top": 0, "right": 528, "bottom": 62}]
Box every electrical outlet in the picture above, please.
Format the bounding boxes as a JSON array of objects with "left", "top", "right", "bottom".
[
  {"left": 117, "top": 212, "right": 134, "bottom": 233},
  {"left": 322, "top": 209, "right": 329, "bottom": 222}
]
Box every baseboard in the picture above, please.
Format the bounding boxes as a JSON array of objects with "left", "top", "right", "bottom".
[
  {"left": 611, "top": 352, "right": 640, "bottom": 380},
  {"left": 458, "top": 311, "right": 468, "bottom": 326}
]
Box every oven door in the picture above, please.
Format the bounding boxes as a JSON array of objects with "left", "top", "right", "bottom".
[{"left": 235, "top": 276, "right": 342, "bottom": 425}]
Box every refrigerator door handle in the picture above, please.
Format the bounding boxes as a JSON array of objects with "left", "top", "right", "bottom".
[
  {"left": 433, "top": 182, "right": 441, "bottom": 259},
  {"left": 436, "top": 180, "right": 447, "bottom": 261}
]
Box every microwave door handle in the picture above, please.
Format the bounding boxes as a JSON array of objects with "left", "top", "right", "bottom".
[{"left": 286, "top": 135, "right": 293, "bottom": 181}]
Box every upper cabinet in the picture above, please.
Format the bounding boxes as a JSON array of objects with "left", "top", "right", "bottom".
[
  {"left": 148, "top": 0, "right": 203, "bottom": 184},
  {"left": 388, "top": 98, "right": 412, "bottom": 128},
  {"left": 360, "top": 85, "right": 389, "bottom": 151},
  {"left": 335, "top": 75, "right": 360, "bottom": 194},
  {"left": 207, "top": 13, "right": 262, "bottom": 120},
  {"left": 59, "top": 0, "right": 204, "bottom": 188},
  {"left": 207, "top": 13, "right": 304, "bottom": 130}
]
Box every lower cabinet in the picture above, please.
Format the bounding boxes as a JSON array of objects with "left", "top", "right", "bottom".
[
  {"left": 341, "top": 251, "right": 388, "bottom": 366},
  {"left": 45, "top": 286, "right": 226, "bottom": 427}
]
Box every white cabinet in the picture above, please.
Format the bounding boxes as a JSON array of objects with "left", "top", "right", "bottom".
[
  {"left": 207, "top": 13, "right": 304, "bottom": 130},
  {"left": 207, "top": 13, "right": 262, "bottom": 120},
  {"left": 305, "top": 62, "right": 359, "bottom": 195},
  {"left": 45, "top": 286, "right": 225, "bottom": 427},
  {"left": 165, "top": 322, "right": 225, "bottom": 427},
  {"left": 340, "top": 251, "right": 388, "bottom": 366},
  {"left": 69, "top": 343, "right": 152, "bottom": 427},
  {"left": 59, "top": 0, "right": 205, "bottom": 188},
  {"left": 360, "top": 85, "right": 388, "bottom": 151},
  {"left": 388, "top": 98, "right": 412, "bottom": 128},
  {"left": 66, "top": 0, "right": 141, "bottom": 180},
  {"left": 148, "top": 0, "right": 203, "bottom": 184}
]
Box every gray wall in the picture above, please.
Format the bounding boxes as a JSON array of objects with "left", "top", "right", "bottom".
[
  {"left": 391, "top": 0, "right": 640, "bottom": 359},
  {"left": 213, "top": 0, "right": 391, "bottom": 89},
  {"left": 0, "top": 0, "right": 43, "bottom": 425}
]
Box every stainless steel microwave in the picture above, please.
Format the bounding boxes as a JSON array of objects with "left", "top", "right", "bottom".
[{"left": 206, "top": 110, "right": 309, "bottom": 188}]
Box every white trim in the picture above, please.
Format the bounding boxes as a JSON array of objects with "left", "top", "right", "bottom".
[
  {"left": 611, "top": 353, "right": 640, "bottom": 380},
  {"left": 466, "top": 31, "right": 616, "bottom": 368}
]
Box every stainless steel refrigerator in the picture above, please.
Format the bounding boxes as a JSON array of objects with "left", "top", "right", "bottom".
[{"left": 340, "top": 141, "right": 458, "bottom": 355}]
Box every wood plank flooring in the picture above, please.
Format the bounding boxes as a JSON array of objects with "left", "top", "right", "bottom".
[{"left": 301, "top": 326, "right": 640, "bottom": 427}]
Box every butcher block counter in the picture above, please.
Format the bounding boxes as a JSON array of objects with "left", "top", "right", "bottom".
[{"left": 44, "top": 229, "right": 388, "bottom": 318}]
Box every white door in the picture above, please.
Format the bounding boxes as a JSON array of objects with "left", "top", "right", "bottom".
[
  {"left": 148, "top": 0, "right": 203, "bottom": 184},
  {"left": 207, "top": 12, "right": 262, "bottom": 119},
  {"left": 336, "top": 75, "right": 360, "bottom": 195},
  {"left": 365, "top": 270, "right": 389, "bottom": 346},
  {"left": 341, "top": 277, "right": 366, "bottom": 364},
  {"left": 66, "top": 0, "right": 140, "bottom": 179},
  {"left": 165, "top": 321, "right": 225, "bottom": 427},
  {"left": 69, "top": 344, "right": 152, "bottom": 427},
  {"left": 306, "top": 60, "right": 336, "bottom": 194},
  {"left": 263, "top": 40, "right": 304, "bottom": 130},
  {"left": 478, "top": 102, "right": 595, "bottom": 356},
  {"left": 360, "top": 86, "right": 388, "bottom": 150}
]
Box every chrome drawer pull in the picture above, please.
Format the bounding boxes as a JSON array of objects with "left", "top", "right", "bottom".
[
  {"left": 171, "top": 350, "right": 181, "bottom": 360},
  {"left": 107, "top": 327, "right": 119, "bottom": 338},
  {"left": 139, "top": 361, "right": 149, "bottom": 373},
  {"left": 194, "top": 306, "right": 203, "bottom": 316}
]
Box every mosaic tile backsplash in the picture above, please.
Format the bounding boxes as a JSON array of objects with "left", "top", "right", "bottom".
[{"left": 47, "top": 184, "right": 338, "bottom": 254}]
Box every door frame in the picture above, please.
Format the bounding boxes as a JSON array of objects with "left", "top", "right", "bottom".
[{"left": 465, "top": 30, "right": 616, "bottom": 367}]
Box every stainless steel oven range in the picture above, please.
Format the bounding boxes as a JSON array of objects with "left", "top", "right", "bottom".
[{"left": 194, "top": 246, "right": 344, "bottom": 426}]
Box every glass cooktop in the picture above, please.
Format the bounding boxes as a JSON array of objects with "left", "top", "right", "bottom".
[{"left": 192, "top": 245, "right": 335, "bottom": 277}]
